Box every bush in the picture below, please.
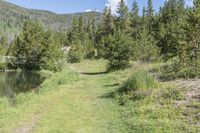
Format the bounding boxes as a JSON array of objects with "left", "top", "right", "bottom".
[
  {"left": 0, "top": 62, "right": 6, "bottom": 70},
  {"left": 68, "top": 41, "right": 84, "bottom": 63},
  {"left": 161, "top": 59, "right": 200, "bottom": 80},
  {"left": 119, "top": 70, "right": 158, "bottom": 93}
]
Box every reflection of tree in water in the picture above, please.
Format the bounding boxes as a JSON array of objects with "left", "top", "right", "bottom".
[{"left": 0, "top": 71, "right": 44, "bottom": 98}]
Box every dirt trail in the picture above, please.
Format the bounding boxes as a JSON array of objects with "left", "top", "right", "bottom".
[
  {"left": 173, "top": 79, "right": 200, "bottom": 105},
  {"left": 13, "top": 115, "right": 40, "bottom": 133}
]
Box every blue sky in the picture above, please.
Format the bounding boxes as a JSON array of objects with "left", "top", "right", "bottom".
[{"left": 5, "top": 0, "right": 193, "bottom": 14}]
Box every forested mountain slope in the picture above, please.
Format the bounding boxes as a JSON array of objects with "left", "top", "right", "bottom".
[{"left": 0, "top": 0, "right": 102, "bottom": 39}]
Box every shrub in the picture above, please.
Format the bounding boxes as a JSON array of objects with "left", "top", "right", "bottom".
[
  {"left": 119, "top": 70, "right": 158, "bottom": 93},
  {"left": 0, "top": 62, "right": 6, "bottom": 70},
  {"left": 161, "top": 60, "right": 200, "bottom": 80},
  {"left": 68, "top": 41, "right": 84, "bottom": 63}
]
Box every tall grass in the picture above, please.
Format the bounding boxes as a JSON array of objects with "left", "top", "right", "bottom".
[{"left": 119, "top": 70, "right": 158, "bottom": 93}]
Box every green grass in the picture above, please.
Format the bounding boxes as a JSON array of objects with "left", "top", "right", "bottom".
[
  {"left": 0, "top": 67, "right": 78, "bottom": 132},
  {"left": 0, "top": 60, "right": 200, "bottom": 132},
  {"left": 119, "top": 70, "right": 158, "bottom": 92}
]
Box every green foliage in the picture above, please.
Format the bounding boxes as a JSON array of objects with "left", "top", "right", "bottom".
[
  {"left": 135, "top": 29, "right": 159, "bottom": 62},
  {"left": 68, "top": 41, "right": 84, "bottom": 63},
  {"left": 119, "top": 70, "right": 158, "bottom": 93},
  {"left": 116, "top": 0, "right": 130, "bottom": 32},
  {"left": 67, "top": 16, "right": 96, "bottom": 62},
  {"left": 8, "top": 20, "right": 64, "bottom": 71},
  {"left": 84, "top": 39, "right": 95, "bottom": 59},
  {"left": 0, "top": 0, "right": 102, "bottom": 39},
  {"left": 130, "top": 0, "right": 141, "bottom": 39},
  {"left": 0, "top": 36, "right": 8, "bottom": 55},
  {"left": 39, "top": 31, "right": 64, "bottom": 71},
  {"left": 0, "top": 62, "right": 6, "bottom": 70},
  {"left": 103, "top": 30, "right": 133, "bottom": 71},
  {"left": 163, "top": 0, "right": 200, "bottom": 79},
  {"left": 157, "top": 0, "right": 186, "bottom": 60},
  {"left": 158, "top": 86, "right": 184, "bottom": 102},
  {"left": 96, "top": 6, "right": 115, "bottom": 58}
]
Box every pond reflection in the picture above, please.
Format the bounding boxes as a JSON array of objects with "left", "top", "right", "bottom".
[{"left": 0, "top": 71, "right": 44, "bottom": 98}]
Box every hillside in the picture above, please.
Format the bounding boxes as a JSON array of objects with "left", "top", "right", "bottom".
[{"left": 0, "top": 0, "right": 102, "bottom": 39}]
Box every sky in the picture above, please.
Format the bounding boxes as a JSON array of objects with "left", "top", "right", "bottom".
[{"left": 5, "top": 0, "right": 194, "bottom": 14}]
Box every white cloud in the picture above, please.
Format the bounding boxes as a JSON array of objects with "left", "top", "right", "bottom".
[
  {"left": 185, "top": 0, "right": 193, "bottom": 7},
  {"left": 106, "top": 0, "right": 127, "bottom": 15},
  {"left": 85, "top": 9, "right": 92, "bottom": 12}
]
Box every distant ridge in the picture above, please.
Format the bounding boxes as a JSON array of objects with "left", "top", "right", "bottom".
[{"left": 0, "top": 0, "right": 102, "bottom": 38}]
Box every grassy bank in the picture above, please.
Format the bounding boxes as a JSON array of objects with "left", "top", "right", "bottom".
[
  {"left": 0, "top": 60, "right": 199, "bottom": 132},
  {"left": 0, "top": 67, "right": 78, "bottom": 132}
]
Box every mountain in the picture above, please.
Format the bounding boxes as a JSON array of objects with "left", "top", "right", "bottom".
[{"left": 0, "top": 0, "right": 102, "bottom": 39}]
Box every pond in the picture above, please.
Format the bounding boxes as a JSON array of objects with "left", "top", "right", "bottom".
[{"left": 0, "top": 71, "right": 45, "bottom": 98}]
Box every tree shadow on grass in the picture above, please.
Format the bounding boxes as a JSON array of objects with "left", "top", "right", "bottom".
[
  {"left": 99, "top": 83, "right": 120, "bottom": 99},
  {"left": 103, "top": 83, "right": 119, "bottom": 88},
  {"left": 99, "top": 90, "right": 116, "bottom": 99},
  {"left": 81, "top": 71, "right": 108, "bottom": 75}
]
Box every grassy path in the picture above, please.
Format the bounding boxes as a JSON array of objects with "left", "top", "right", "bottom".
[
  {"left": 2, "top": 60, "right": 198, "bottom": 132},
  {"left": 8, "top": 60, "right": 126, "bottom": 133},
  {"left": 34, "top": 64, "right": 124, "bottom": 132}
]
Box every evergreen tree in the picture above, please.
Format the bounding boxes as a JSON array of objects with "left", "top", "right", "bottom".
[
  {"left": 137, "top": 29, "right": 159, "bottom": 62},
  {"left": 104, "top": 30, "right": 133, "bottom": 71},
  {"left": 40, "top": 31, "right": 64, "bottom": 71},
  {"left": 68, "top": 40, "right": 84, "bottom": 63},
  {"left": 130, "top": 0, "right": 141, "bottom": 39},
  {"left": 67, "top": 16, "right": 85, "bottom": 62},
  {"left": 116, "top": 0, "right": 129, "bottom": 32},
  {"left": 96, "top": 6, "right": 115, "bottom": 58},
  {"left": 8, "top": 20, "right": 64, "bottom": 71},
  {"left": 146, "top": 0, "right": 154, "bottom": 33},
  {"left": 157, "top": 0, "right": 186, "bottom": 59},
  {"left": 174, "top": 0, "right": 200, "bottom": 77},
  {"left": 0, "top": 36, "right": 8, "bottom": 55},
  {"left": 146, "top": 0, "right": 154, "bottom": 18},
  {"left": 78, "top": 16, "right": 84, "bottom": 40},
  {"left": 85, "top": 15, "right": 96, "bottom": 58},
  {"left": 68, "top": 16, "right": 79, "bottom": 43}
]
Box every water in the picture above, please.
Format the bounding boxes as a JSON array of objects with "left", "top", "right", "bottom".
[{"left": 0, "top": 71, "right": 44, "bottom": 98}]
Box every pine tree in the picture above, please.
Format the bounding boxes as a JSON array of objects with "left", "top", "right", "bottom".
[
  {"left": 104, "top": 30, "right": 133, "bottom": 71},
  {"left": 146, "top": 0, "right": 154, "bottom": 33},
  {"left": 158, "top": 0, "right": 186, "bottom": 60},
  {"left": 141, "top": 6, "right": 146, "bottom": 28},
  {"left": 40, "top": 31, "right": 64, "bottom": 71},
  {"left": 96, "top": 6, "right": 115, "bottom": 58},
  {"left": 137, "top": 29, "right": 159, "bottom": 62},
  {"left": 101, "top": 6, "right": 115, "bottom": 36},
  {"left": 175, "top": 0, "right": 200, "bottom": 77},
  {"left": 116, "top": 0, "right": 130, "bottom": 32},
  {"left": 130, "top": 0, "right": 141, "bottom": 39},
  {"left": 85, "top": 15, "right": 96, "bottom": 59},
  {"left": 68, "top": 16, "right": 79, "bottom": 43},
  {"left": 0, "top": 36, "right": 8, "bottom": 55},
  {"left": 8, "top": 20, "right": 64, "bottom": 71},
  {"left": 68, "top": 40, "right": 84, "bottom": 63},
  {"left": 78, "top": 16, "right": 84, "bottom": 40},
  {"left": 146, "top": 0, "right": 154, "bottom": 18}
]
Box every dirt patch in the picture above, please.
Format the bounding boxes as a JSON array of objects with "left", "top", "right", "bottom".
[
  {"left": 169, "top": 79, "right": 200, "bottom": 125},
  {"left": 172, "top": 80, "right": 200, "bottom": 106},
  {"left": 81, "top": 96, "right": 96, "bottom": 101},
  {"left": 13, "top": 114, "right": 41, "bottom": 133}
]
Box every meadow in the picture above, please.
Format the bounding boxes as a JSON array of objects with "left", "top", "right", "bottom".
[{"left": 0, "top": 60, "right": 199, "bottom": 132}]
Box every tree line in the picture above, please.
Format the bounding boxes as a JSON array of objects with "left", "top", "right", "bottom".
[{"left": 2, "top": 0, "right": 200, "bottom": 78}]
